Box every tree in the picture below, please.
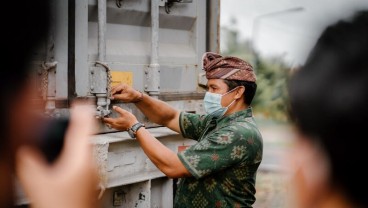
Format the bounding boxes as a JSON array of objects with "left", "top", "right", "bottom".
[{"left": 221, "top": 18, "right": 291, "bottom": 121}]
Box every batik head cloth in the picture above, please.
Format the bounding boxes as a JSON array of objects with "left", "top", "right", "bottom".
[{"left": 202, "top": 52, "right": 256, "bottom": 82}]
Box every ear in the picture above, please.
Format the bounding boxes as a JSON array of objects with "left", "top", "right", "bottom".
[{"left": 235, "top": 86, "right": 245, "bottom": 99}]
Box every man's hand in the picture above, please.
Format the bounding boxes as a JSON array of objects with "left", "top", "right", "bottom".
[
  {"left": 110, "top": 83, "right": 142, "bottom": 103},
  {"left": 103, "top": 106, "right": 139, "bottom": 131}
]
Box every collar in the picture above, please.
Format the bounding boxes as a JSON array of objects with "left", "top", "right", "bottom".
[{"left": 209, "top": 107, "right": 253, "bottom": 124}]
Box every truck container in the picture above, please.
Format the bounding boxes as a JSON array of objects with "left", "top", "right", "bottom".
[{"left": 15, "top": 0, "right": 220, "bottom": 207}]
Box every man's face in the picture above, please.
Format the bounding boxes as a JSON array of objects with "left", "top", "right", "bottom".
[
  {"left": 206, "top": 79, "right": 235, "bottom": 107},
  {"left": 206, "top": 79, "right": 229, "bottom": 94}
]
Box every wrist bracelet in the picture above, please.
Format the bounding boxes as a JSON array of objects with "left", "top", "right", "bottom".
[{"left": 132, "top": 91, "right": 144, "bottom": 103}]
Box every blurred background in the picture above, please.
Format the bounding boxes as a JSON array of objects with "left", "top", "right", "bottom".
[{"left": 220, "top": 0, "right": 368, "bottom": 207}]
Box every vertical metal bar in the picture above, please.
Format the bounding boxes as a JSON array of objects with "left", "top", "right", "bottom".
[
  {"left": 150, "top": 0, "right": 159, "bottom": 67},
  {"left": 45, "top": 0, "right": 57, "bottom": 116},
  {"left": 95, "top": 0, "right": 111, "bottom": 118},
  {"left": 68, "top": 0, "right": 76, "bottom": 99},
  {"left": 75, "top": 0, "right": 89, "bottom": 96},
  {"left": 206, "top": 0, "right": 220, "bottom": 53},
  {"left": 146, "top": 0, "right": 160, "bottom": 98},
  {"left": 98, "top": 0, "right": 106, "bottom": 62}
]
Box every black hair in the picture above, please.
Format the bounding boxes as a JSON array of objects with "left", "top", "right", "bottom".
[
  {"left": 0, "top": 1, "right": 51, "bottom": 206},
  {"left": 288, "top": 11, "right": 368, "bottom": 207},
  {"left": 0, "top": 0, "right": 51, "bottom": 149},
  {"left": 223, "top": 80, "right": 257, "bottom": 105}
]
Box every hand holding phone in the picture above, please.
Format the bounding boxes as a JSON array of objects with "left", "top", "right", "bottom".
[{"left": 15, "top": 104, "right": 101, "bottom": 208}]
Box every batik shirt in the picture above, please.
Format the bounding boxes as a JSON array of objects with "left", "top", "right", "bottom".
[{"left": 174, "top": 107, "right": 263, "bottom": 208}]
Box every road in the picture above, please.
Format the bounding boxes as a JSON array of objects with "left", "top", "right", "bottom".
[
  {"left": 258, "top": 122, "right": 295, "bottom": 172},
  {"left": 254, "top": 121, "right": 297, "bottom": 208}
]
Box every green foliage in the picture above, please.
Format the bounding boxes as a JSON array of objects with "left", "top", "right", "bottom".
[
  {"left": 252, "top": 56, "right": 291, "bottom": 121},
  {"left": 221, "top": 21, "right": 291, "bottom": 121}
]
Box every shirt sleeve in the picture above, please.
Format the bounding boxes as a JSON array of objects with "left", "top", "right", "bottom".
[
  {"left": 179, "top": 112, "right": 207, "bottom": 141},
  {"left": 178, "top": 124, "right": 261, "bottom": 179}
]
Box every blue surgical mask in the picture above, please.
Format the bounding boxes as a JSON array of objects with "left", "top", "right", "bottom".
[{"left": 204, "top": 87, "right": 238, "bottom": 118}]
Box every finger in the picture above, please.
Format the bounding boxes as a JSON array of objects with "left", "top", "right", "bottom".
[
  {"left": 111, "top": 94, "right": 126, "bottom": 101},
  {"left": 111, "top": 84, "right": 125, "bottom": 95},
  {"left": 112, "top": 105, "right": 127, "bottom": 116},
  {"left": 59, "top": 104, "right": 99, "bottom": 177},
  {"left": 102, "top": 117, "right": 115, "bottom": 124},
  {"left": 102, "top": 118, "right": 117, "bottom": 130},
  {"left": 15, "top": 146, "right": 48, "bottom": 195},
  {"left": 62, "top": 103, "right": 96, "bottom": 160}
]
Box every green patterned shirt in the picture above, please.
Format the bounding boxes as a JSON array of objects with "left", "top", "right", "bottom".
[{"left": 175, "top": 107, "right": 263, "bottom": 208}]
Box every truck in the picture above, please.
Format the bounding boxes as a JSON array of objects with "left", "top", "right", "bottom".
[{"left": 15, "top": 0, "right": 220, "bottom": 207}]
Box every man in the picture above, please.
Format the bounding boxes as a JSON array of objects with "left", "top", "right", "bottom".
[
  {"left": 287, "top": 11, "right": 368, "bottom": 208},
  {"left": 103, "top": 52, "right": 263, "bottom": 207}
]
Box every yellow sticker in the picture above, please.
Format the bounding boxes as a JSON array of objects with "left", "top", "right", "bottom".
[{"left": 111, "top": 71, "right": 133, "bottom": 87}]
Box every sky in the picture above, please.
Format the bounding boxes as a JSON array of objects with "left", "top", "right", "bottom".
[{"left": 221, "top": 0, "right": 368, "bottom": 66}]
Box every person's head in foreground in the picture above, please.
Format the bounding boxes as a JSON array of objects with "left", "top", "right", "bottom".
[
  {"left": 0, "top": 1, "right": 99, "bottom": 207},
  {"left": 288, "top": 11, "right": 368, "bottom": 208}
]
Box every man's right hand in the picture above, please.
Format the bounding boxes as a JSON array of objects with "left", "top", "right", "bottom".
[
  {"left": 110, "top": 83, "right": 142, "bottom": 103},
  {"left": 110, "top": 83, "right": 181, "bottom": 133}
]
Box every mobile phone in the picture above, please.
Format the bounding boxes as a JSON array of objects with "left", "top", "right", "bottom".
[{"left": 34, "top": 116, "right": 70, "bottom": 163}]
